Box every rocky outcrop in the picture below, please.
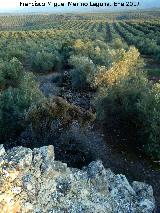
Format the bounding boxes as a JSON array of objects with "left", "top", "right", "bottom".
[{"left": 0, "top": 144, "right": 155, "bottom": 213}]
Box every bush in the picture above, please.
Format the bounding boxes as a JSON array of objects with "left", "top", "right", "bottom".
[
  {"left": 31, "top": 50, "right": 61, "bottom": 72},
  {"left": 112, "top": 38, "right": 125, "bottom": 49},
  {"left": 93, "top": 47, "right": 140, "bottom": 88},
  {"left": 72, "top": 39, "right": 121, "bottom": 68},
  {"left": 0, "top": 58, "right": 23, "bottom": 89},
  {"left": 23, "top": 97, "right": 95, "bottom": 147},
  {"left": 26, "top": 96, "right": 95, "bottom": 129},
  {"left": 0, "top": 71, "right": 43, "bottom": 141},
  {"left": 95, "top": 70, "right": 149, "bottom": 135},
  {"left": 93, "top": 46, "right": 160, "bottom": 159},
  {"left": 95, "top": 61, "right": 160, "bottom": 159},
  {"left": 69, "top": 56, "right": 96, "bottom": 89},
  {"left": 138, "top": 83, "right": 160, "bottom": 159}
]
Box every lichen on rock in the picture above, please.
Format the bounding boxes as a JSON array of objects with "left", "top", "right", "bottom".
[{"left": 0, "top": 144, "right": 155, "bottom": 212}]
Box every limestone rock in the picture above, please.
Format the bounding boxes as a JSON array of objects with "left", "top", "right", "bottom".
[
  {"left": 6, "top": 146, "right": 33, "bottom": 169},
  {"left": 0, "top": 144, "right": 156, "bottom": 213},
  {"left": 39, "top": 145, "right": 55, "bottom": 162},
  {"left": 0, "top": 144, "right": 5, "bottom": 157}
]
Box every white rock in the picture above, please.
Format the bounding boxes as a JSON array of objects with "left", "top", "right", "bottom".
[
  {"left": 0, "top": 144, "right": 5, "bottom": 156},
  {"left": 12, "top": 187, "right": 22, "bottom": 194}
]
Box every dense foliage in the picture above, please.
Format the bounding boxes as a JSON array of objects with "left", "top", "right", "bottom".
[
  {"left": 94, "top": 47, "right": 160, "bottom": 159},
  {"left": 0, "top": 12, "right": 160, "bottom": 160},
  {"left": 0, "top": 11, "right": 160, "bottom": 31},
  {"left": 0, "top": 58, "right": 43, "bottom": 141}
]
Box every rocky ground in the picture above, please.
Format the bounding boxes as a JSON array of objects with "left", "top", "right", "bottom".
[
  {"left": 36, "top": 71, "right": 160, "bottom": 211},
  {"left": 0, "top": 144, "right": 155, "bottom": 213}
]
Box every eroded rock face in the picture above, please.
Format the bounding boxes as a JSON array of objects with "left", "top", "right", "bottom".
[{"left": 0, "top": 145, "right": 155, "bottom": 213}]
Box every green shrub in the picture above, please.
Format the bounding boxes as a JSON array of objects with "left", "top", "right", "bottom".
[
  {"left": 93, "top": 46, "right": 160, "bottom": 159},
  {"left": 95, "top": 67, "right": 160, "bottom": 159},
  {"left": 0, "top": 58, "right": 23, "bottom": 89},
  {"left": 0, "top": 71, "right": 43, "bottom": 141},
  {"left": 69, "top": 56, "right": 96, "bottom": 89},
  {"left": 26, "top": 96, "right": 95, "bottom": 129},
  {"left": 72, "top": 39, "right": 121, "bottom": 68},
  {"left": 92, "top": 47, "right": 140, "bottom": 88},
  {"left": 138, "top": 83, "right": 160, "bottom": 159},
  {"left": 112, "top": 38, "right": 125, "bottom": 49},
  {"left": 24, "top": 97, "right": 95, "bottom": 146},
  {"left": 31, "top": 51, "right": 61, "bottom": 72},
  {"left": 95, "top": 70, "right": 149, "bottom": 133}
]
